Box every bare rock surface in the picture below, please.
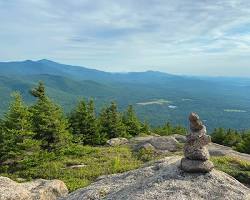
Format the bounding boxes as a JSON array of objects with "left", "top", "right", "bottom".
[
  {"left": 106, "top": 138, "right": 128, "bottom": 146},
  {"left": 61, "top": 156, "right": 250, "bottom": 200},
  {"left": 0, "top": 176, "right": 68, "bottom": 200},
  {"left": 130, "top": 135, "right": 180, "bottom": 152},
  {"left": 208, "top": 143, "right": 250, "bottom": 162}
]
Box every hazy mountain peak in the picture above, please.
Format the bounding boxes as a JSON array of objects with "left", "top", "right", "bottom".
[{"left": 37, "top": 59, "right": 59, "bottom": 64}]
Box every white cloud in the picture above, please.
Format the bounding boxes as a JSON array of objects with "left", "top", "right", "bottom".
[{"left": 0, "top": 0, "right": 250, "bottom": 76}]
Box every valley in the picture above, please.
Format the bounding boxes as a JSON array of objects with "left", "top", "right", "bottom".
[{"left": 0, "top": 59, "right": 250, "bottom": 131}]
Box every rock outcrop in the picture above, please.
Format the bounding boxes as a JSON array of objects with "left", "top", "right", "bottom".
[
  {"left": 181, "top": 112, "right": 214, "bottom": 172},
  {"left": 106, "top": 137, "right": 128, "bottom": 146},
  {"left": 130, "top": 135, "right": 181, "bottom": 153},
  {"left": 0, "top": 176, "right": 68, "bottom": 200},
  {"left": 61, "top": 156, "right": 250, "bottom": 200}
]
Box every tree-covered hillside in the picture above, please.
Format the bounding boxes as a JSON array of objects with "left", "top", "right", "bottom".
[{"left": 0, "top": 60, "right": 250, "bottom": 131}]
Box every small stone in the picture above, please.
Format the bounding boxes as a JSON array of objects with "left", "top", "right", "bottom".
[
  {"left": 67, "top": 164, "right": 87, "bottom": 169},
  {"left": 106, "top": 138, "right": 128, "bottom": 146},
  {"left": 180, "top": 158, "right": 214, "bottom": 173},
  {"left": 140, "top": 143, "right": 155, "bottom": 151},
  {"left": 184, "top": 146, "right": 210, "bottom": 161},
  {"left": 189, "top": 112, "right": 203, "bottom": 131}
]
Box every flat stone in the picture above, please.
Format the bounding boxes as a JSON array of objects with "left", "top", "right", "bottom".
[
  {"left": 180, "top": 158, "right": 214, "bottom": 173},
  {"left": 106, "top": 138, "right": 128, "bottom": 146},
  {"left": 67, "top": 164, "right": 87, "bottom": 169},
  {"left": 184, "top": 146, "right": 210, "bottom": 160}
]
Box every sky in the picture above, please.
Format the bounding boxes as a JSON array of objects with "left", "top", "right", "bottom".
[{"left": 1, "top": 0, "right": 250, "bottom": 76}]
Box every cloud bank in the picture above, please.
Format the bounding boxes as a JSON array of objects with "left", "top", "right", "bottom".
[{"left": 0, "top": 0, "right": 250, "bottom": 76}]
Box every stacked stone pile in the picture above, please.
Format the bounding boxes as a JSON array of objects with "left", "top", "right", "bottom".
[{"left": 180, "top": 112, "right": 214, "bottom": 173}]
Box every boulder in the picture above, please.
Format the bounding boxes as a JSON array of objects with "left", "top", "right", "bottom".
[
  {"left": 180, "top": 158, "right": 214, "bottom": 173},
  {"left": 130, "top": 136, "right": 180, "bottom": 152},
  {"left": 0, "top": 176, "right": 68, "bottom": 200},
  {"left": 106, "top": 138, "right": 128, "bottom": 146},
  {"left": 139, "top": 143, "right": 155, "bottom": 151},
  {"left": 172, "top": 134, "right": 186, "bottom": 143},
  {"left": 61, "top": 156, "right": 250, "bottom": 200}
]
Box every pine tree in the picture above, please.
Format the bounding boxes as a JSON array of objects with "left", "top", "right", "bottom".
[
  {"left": 85, "top": 99, "right": 103, "bottom": 144},
  {"left": 69, "top": 99, "right": 102, "bottom": 145},
  {"left": 122, "top": 105, "right": 141, "bottom": 137},
  {"left": 30, "top": 82, "right": 71, "bottom": 151},
  {"left": 99, "top": 102, "right": 127, "bottom": 139},
  {"left": 211, "top": 127, "right": 225, "bottom": 145},
  {"left": 0, "top": 92, "right": 40, "bottom": 164},
  {"left": 140, "top": 121, "right": 151, "bottom": 135},
  {"left": 69, "top": 99, "right": 88, "bottom": 143},
  {"left": 236, "top": 132, "right": 250, "bottom": 153}
]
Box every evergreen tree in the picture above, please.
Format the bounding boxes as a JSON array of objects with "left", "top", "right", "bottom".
[
  {"left": 69, "top": 99, "right": 88, "bottom": 142},
  {"left": 99, "top": 102, "right": 127, "bottom": 139},
  {"left": 223, "top": 129, "right": 242, "bottom": 147},
  {"left": 30, "top": 82, "right": 71, "bottom": 151},
  {"left": 140, "top": 121, "right": 151, "bottom": 135},
  {"left": 85, "top": 99, "right": 103, "bottom": 144},
  {"left": 122, "top": 105, "right": 141, "bottom": 137},
  {"left": 211, "top": 127, "right": 226, "bottom": 144},
  {"left": 236, "top": 132, "right": 250, "bottom": 153},
  {"left": 0, "top": 92, "right": 40, "bottom": 164},
  {"left": 69, "top": 99, "right": 102, "bottom": 145}
]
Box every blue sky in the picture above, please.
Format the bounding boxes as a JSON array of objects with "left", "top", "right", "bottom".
[{"left": 1, "top": 0, "right": 250, "bottom": 76}]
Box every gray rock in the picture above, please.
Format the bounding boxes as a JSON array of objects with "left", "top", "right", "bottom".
[
  {"left": 180, "top": 158, "right": 214, "bottom": 173},
  {"left": 61, "top": 156, "right": 250, "bottom": 200},
  {"left": 67, "top": 164, "right": 87, "bottom": 169},
  {"left": 131, "top": 136, "right": 180, "bottom": 152},
  {"left": 208, "top": 143, "right": 250, "bottom": 162},
  {"left": 139, "top": 143, "right": 155, "bottom": 151},
  {"left": 172, "top": 134, "right": 186, "bottom": 143},
  {"left": 189, "top": 112, "right": 203, "bottom": 131},
  {"left": 184, "top": 146, "right": 210, "bottom": 160},
  {"left": 106, "top": 138, "right": 128, "bottom": 146},
  {"left": 0, "top": 176, "right": 68, "bottom": 200},
  {"left": 181, "top": 112, "right": 214, "bottom": 173}
]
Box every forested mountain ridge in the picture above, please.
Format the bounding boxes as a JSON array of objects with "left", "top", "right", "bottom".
[{"left": 0, "top": 59, "right": 250, "bottom": 131}]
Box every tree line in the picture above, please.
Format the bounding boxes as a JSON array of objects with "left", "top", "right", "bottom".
[
  {"left": 0, "top": 82, "right": 153, "bottom": 165},
  {"left": 1, "top": 81, "right": 249, "bottom": 168},
  {"left": 211, "top": 128, "right": 250, "bottom": 154}
]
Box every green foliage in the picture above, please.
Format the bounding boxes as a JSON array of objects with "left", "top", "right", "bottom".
[
  {"left": 1, "top": 145, "right": 142, "bottom": 192},
  {"left": 236, "top": 133, "right": 250, "bottom": 154},
  {"left": 211, "top": 156, "right": 250, "bottom": 185},
  {"left": 0, "top": 92, "right": 40, "bottom": 164},
  {"left": 99, "top": 102, "right": 127, "bottom": 139},
  {"left": 1, "top": 80, "right": 250, "bottom": 194},
  {"left": 69, "top": 99, "right": 102, "bottom": 145},
  {"left": 211, "top": 128, "right": 250, "bottom": 154},
  {"left": 135, "top": 148, "right": 155, "bottom": 162},
  {"left": 154, "top": 122, "right": 186, "bottom": 136},
  {"left": 122, "top": 105, "right": 142, "bottom": 137},
  {"left": 30, "top": 82, "right": 71, "bottom": 151}
]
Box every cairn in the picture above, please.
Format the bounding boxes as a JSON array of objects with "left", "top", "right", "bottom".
[{"left": 180, "top": 112, "right": 214, "bottom": 173}]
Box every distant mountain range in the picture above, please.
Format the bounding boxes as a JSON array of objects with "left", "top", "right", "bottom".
[{"left": 0, "top": 59, "right": 250, "bottom": 131}]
